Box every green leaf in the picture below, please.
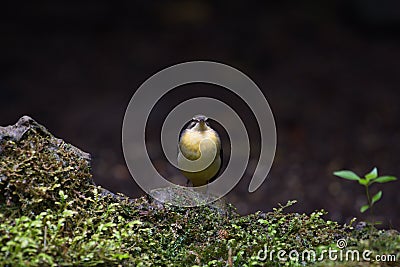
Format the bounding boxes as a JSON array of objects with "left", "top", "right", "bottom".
[
  {"left": 113, "top": 253, "right": 130, "bottom": 260},
  {"left": 360, "top": 205, "right": 369, "bottom": 213},
  {"left": 365, "top": 167, "right": 378, "bottom": 180},
  {"left": 373, "top": 176, "right": 397, "bottom": 183},
  {"left": 333, "top": 170, "right": 360, "bottom": 181},
  {"left": 358, "top": 179, "right": 368, "bottom": 186},
  {"left": 371, "top": 191, "right": 382, "bottom": 205}
]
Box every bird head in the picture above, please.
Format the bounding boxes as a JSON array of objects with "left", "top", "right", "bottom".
[{"left": 190, "top": 114, "right": 209, "bottom": 131}]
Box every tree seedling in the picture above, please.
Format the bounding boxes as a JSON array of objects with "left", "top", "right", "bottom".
[{"left": 333, "top": 167, "right": 397, "bottom": 223}]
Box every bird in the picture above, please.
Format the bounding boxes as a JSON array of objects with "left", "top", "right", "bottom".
[{"left": 178, "top": 115, "right": 222, "bottom": 187}]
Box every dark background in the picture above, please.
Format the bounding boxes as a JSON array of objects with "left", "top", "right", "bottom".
[{"left": 1, "top": 1, "right": 399, "bottom": 228}]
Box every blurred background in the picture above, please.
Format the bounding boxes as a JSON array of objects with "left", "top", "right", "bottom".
[{"left": 1, "top": 1, "right": 399, "bottom": 228}]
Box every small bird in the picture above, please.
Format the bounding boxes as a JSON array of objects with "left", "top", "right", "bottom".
[{"left": 178, "top": 115, "right": 222, "bottom": 186}]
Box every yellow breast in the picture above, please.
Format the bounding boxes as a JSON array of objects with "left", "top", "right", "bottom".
[
  {"left": 178, "top": 128, "right": 221, "bottom": 186},
  {"left": 179, "top": 129, "right": 220, "bottom": 160}
]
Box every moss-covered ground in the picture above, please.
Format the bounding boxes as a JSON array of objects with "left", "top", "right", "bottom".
[{"left": 0, "top": 122, "right": 399, "bottom": 266}]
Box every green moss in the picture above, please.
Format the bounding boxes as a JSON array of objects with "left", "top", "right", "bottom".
[{"left": 0, "top": 122, "right": 399, "bottom": 266}]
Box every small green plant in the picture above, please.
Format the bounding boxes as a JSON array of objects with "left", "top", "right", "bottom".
[{"left": 333, "top": 167, "right": 397, "bottom": 219}]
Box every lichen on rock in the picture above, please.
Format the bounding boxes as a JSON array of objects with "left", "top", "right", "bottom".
[{"left": 0, "top": 116, "right": 93, "bottom": 212}]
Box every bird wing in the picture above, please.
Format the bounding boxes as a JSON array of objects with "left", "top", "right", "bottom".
[{"left": 209, "top": 144, "right": 223, "bottom": 183}]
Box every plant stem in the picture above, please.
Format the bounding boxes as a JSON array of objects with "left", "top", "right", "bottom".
[{"left": 365, "top": 185, "right": 374, "bottom": 225}]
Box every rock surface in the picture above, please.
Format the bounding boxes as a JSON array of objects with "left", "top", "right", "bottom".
[
  {"left": 0, "top": 115, "right": 91, "bottom": 163},
  {"left": 0, "top": 116, "right": 95, "bottom": 209}
]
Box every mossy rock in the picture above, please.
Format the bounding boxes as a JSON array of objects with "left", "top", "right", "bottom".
[
  {"left": 150, "top": 186, "right": 234, "bottom": 216},
  {"left": 0, "top": 116, "right": 399, "bottom": 266}
]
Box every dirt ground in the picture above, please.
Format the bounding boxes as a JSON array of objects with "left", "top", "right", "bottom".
[{"left": 1, "top": 1, "right": 399, "bottom": 228}]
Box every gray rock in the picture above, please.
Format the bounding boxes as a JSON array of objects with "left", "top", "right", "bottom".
[
  {"left": 0, "top": 116, "right": 91, "bottom": 162},
  {"left": 0, "top": 116, "right": 92, "bottom": 185},
  {"left": 150, "top": 186, "right": 235, "bottom": 216}
]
